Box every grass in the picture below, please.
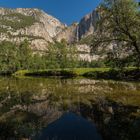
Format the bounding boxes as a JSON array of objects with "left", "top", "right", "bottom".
[
  {"left": 13, "top": 69, "right": 78, "bottom": 77},
  {"left": 0, "top": 13, "right": 37, "bottom": 30},
  {"left": 73, "top": 68, "right": 110, "bottom": 75},
  {"left": 13, "top": 67, "right": 139, "bottom": 80},
  {"left": 13, "top": 68, "right": 110, "bottom": 77},
  {"left": 84, "top": 68, "right": 140, "bottom": 81}
]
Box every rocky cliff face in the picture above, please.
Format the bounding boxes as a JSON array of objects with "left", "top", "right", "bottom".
[
  {"left": 55, "top": 23, "right": 78, "bottom": 43},
  {"left": 78, "top": 9, "right": 99, "bottom": 40},
  {"left": 0, "top": 8, "right": 66, "bottom": 50},
  {"left": 0, "top": 7, "right": 99, "bottom": 44},
  {"left": 55, "top": 9, "right": 101, "bottom": 61},
  {"left": 55, "top": 9, "right": 99, "bottom": 42},
  {"left": 0, "top": 7, "right": 101, "bottom": 61}
]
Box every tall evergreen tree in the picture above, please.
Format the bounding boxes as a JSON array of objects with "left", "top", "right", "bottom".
[
  {"left": 18, "top": 39, "right": 31, "bottom": 69},
  {"left": 0, "top": 41, "right": 19, "bottom": 73}
]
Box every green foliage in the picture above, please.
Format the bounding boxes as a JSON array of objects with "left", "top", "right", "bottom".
[
  {"left": 83, "top": 68, "right": 140, "bottom": 81},
  {"left": 0, "top": 27, "right": 7, "bottom": 33},
  {"left": 105, "top": 52, "right": 139, "bottom": 69},
  {"left": 0, "top": 40, "right": 32, "bottom": 74},
  {"left": 79, "top": 35, "right": 94, "bottom": 45},
  {"left": 0, "top": 13, "right": 36, "bottom": 30},
  {"left": 0, "top": 39, "right": 79, "bottom": 74},
  {"left": 92, "top": 0, "right": 140, "bottom": 68},
  {"left": 0, "top": 41, "right": 19, "bottom": 73},
  {"left": 78, "top": 60, "right": 106, "bottom": 68},
  {"left": 46, "top": 40, "right": 78, "bottom": 69},
  {"left": 14, "top": 68, "right": 110, "bottom": 77},
  {"left": 13, "top": 34, "right": 44, "bottom": 40},
  {"left": 29, "top": 53, "right": 46, "bottom": 70},
  {"left": 23, "top": 70, "right": 78, "bottom": 77},
  {"left": 18, "top": 39, "right": 32, "bottom": 69}
]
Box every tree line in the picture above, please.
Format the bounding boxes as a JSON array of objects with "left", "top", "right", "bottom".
[
  {"left": 0, "top": 0, "right": 139, "bottom": 73},
  {"left": 0, "top": 39, "right": 79, "bottom": 74},
  {"left": 0, "top": 39, "right": 106, "bottom": 74}
]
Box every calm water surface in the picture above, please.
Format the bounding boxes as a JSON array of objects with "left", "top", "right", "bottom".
[{"left": 0, "top": 77, "right": 140, "bottom": 140}]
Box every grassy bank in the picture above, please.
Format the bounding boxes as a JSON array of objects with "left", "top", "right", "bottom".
[
  {"left": 12, "top": 68, "right": 140, "bottom": 81},
  {"left": 13, "top": 69, "right": 79, "bottom": 77},
  {"left": 83, "top": 68, "right": 140, "bottom": 81},
  {"left": 13, "top": 68, "right": 110, "bottom": 77}
]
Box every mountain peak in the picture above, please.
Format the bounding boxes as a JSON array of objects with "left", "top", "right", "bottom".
[
  {"left": 0, "top": 7, "right": 99, "bottom": 48},
  {"left": 0, "top": 7, "right": 66, "bottom": 50}
]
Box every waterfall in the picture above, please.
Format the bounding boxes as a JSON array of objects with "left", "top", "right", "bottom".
[{"left": 76, "top": 25, "right": 79, "bottom": 42}]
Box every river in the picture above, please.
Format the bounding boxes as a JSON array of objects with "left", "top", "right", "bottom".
[{"left": 0, "top": 77, "right": 140, "bottom": 140}]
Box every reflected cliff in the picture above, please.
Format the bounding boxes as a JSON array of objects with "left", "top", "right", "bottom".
[{"left": 0, "top": 77, "right": 140, "bottom": 140}]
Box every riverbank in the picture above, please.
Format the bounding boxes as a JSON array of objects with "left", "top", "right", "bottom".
[
  {"left": 83, "top": 68, "right": 140, "bottom": 81},
  {"left": 12, "top": 68, "right": 140, "bottom": 81},
  {"left": 12, "top": 68, "right": 110, "bottom": 77}
]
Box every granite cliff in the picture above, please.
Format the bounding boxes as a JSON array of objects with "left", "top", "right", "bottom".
[
  {"left": 55, "top": 9, "right": 99, "bottom": 43},
  {"left": 0, "top": 8, "right": 65, "bottom": 51},
  {"left": 0, "top": 7, "right": 101, "bottom": 61},
  {"left": 0, "top": 7, "right": 99, "bottom": 44}
]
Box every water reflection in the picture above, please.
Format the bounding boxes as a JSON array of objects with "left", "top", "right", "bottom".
[
  {"left": 34, "top": 112, "right": 102, "bottom": 140},
  {"left": 0, "top": 77, "right": 139, "bottom": 140}
]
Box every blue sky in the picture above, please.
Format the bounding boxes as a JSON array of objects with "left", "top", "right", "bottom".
[{"left": 0, "top": 0, "right": 102, "bottom": 25}]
